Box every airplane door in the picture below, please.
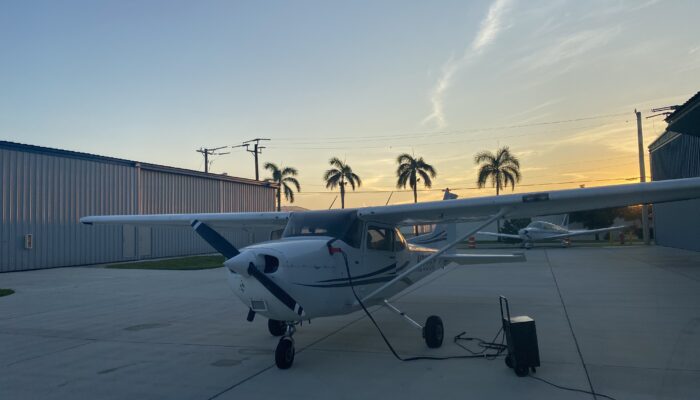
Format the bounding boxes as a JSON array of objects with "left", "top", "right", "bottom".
[{"left": 362, "top": 224, "right": 397, "bottom": 288}]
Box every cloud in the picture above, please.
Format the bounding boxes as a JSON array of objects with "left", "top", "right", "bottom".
[
  {"left": 422, "top": 55, "right": 462, "bottom": 129},
  {"left": 515, "top": 27, "right": 621, "bottom": 72},
  {"left": 422, "top": 0, "right": 512, "bottom": 128},
  {"left": 472, "top": 0, "right": 512, "bottom": 52}
]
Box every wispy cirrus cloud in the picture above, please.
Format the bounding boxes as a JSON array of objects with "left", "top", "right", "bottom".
[
  {"left": 422, "top": 0, "right": 512, "bottom": 129},
  {"left": 472, "top": 0, "right": 512, "bottom": 52},
  {"left": 515, "top": 27, "right": 621, "bottom": 72}
]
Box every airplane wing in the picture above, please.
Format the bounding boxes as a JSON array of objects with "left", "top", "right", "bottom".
[
  {"left": 439, "top": 253, "right": 526, "bottom": 264},
  {"left": 357, "top": 177, "right": 700, "bottom": 226},
  {"left": 358, "top": 177, "right": 700, "bottom": 302},
  {"left": 546, "top": 225, "right": 627, "bottom": 240},
  {"left": 476, "top": 231, "right": 522, "bottom": 240},
  {"left": 80, "top": 212, "right": 290, "bottom": 230}
]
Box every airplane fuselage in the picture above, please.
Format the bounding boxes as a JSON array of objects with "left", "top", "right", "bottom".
[{"left": 225, "top": 237, "right": 445, "bottom": 321}]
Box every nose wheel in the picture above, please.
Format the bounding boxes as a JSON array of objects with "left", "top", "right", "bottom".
[
  {"left": 274, "top": 323, "right": 296, "bottom": 369},
  {"left": 275, "top": 336, "right": 295, "bottom": 369}
]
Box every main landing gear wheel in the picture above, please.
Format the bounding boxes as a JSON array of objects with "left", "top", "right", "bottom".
[
  {"left": 268, "top": 319, "right": 286, "bottom": 336},
  {"left": 515, "top": 365, "right": 528, "bottom": 377},
  {"left": 423, "top": 315, "right": 444, "bottom": 348},
  {"left": 275, "top": 337, "right": 295, "bottom": 369}
]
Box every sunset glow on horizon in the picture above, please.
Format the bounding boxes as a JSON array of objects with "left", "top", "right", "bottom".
[{"left": 2, "top": 0, "right": 698, "bottom": 210}]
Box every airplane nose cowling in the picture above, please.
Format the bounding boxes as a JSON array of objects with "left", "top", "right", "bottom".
[{"left": 225, "top": 250, "right": 257, "bottom": 275}]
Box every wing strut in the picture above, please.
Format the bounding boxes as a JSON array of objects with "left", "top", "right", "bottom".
[{"left": 360, "top": 208, "right": 509, "bottom": 304}]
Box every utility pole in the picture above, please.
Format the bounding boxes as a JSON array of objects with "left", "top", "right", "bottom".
[
  {"left": 233, "top": 138, "right": 270, "bottom": 180},
  {"left": 635, "top": 110, "right": 650, "bottom": 245},
  {"left": 196, "top": 146, "right": 229, "bottom": 173}
]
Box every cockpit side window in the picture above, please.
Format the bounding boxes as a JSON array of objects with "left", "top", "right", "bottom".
[{"left": 366, "top": 226, "right": 393, "bottom": 252}]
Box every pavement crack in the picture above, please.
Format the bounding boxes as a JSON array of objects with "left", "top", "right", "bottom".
[
  {"left": 5, "top": 340, "right": 94, "bottom": 367},
  {"left": 205, "top": 313, "right": 370, "bottom": 400},
  {"left": 544, "top": 249, "right": 598, "bottom": 400}
]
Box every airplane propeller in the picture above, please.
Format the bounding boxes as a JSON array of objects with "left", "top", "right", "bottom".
[{"left": 190, "top": 220, "right": 305, "bottom": 318}]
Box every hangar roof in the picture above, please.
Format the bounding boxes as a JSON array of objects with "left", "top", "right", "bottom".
[
  {"left": 664, "top": 91, "right": 700, "bottom": 137},
  {"left": 0, "top": 140, "right": 276, "bottom": 188}
]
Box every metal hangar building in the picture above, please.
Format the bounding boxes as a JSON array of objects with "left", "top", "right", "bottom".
[
  {"left": 0, "top": 141, "right": 277, "bottom": 272},
  {"left": 649, "top": 91, "right": 700, "bottom": 252}
]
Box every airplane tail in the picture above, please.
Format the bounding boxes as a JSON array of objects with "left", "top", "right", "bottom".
[{"left": 407, "top": 190, "right": 458, "bottom": 247}]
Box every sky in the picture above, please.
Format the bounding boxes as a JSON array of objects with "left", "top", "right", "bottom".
[{"left": 1, "top": 0, "right": 699, "bottom": 210}]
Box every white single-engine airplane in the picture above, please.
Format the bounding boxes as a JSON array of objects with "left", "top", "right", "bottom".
[
  {"left": 81, "top": 177, "right": 700, "bottom": 369},
  {"left": 478, "top": 216, "right": 627, "bottom": 249}
]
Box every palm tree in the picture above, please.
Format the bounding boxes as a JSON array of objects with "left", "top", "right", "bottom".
[
  {"left": 323, "top": 157, "right": 361, "bottom": 209},
  {"left": 474, "top": 146, "right": 521, "bottom": 195},
  {"left": 396, "top": 153, "right": 437, "bottom": 203},
  {"left": 474, "top": 146, "right": 521, "bottom": 237},
  {"left": 264, "top": 162, "right": 301, "bottom": 211}
]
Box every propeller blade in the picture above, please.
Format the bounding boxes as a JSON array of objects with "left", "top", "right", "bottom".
[
  {"left": 191, "top": 220, "right": 240, "bottom": 259},
  {"left": 247, "top": 263, "right": 305, "bottom": 318},
  {"left": 191, "top": 220, "right": 304, "bottom": 317}
]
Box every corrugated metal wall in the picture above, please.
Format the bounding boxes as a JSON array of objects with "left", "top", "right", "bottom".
[
  {"left": 650, "top": 132, "right": 700, "bottom": 252},
  {"left": 1, "top": 145, "right": 276, "bottom": 272}
]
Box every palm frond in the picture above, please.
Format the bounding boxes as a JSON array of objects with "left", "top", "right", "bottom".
[
  {"left": 283, "top": 184, "right": 295, "bottom": 202},
  {"left": 417, "top": 169, "right": 433, "bottom": 188},
  {"left": 281, "top": 166, "right": 298, "bottom": 176},
  {"left": 282, "top": 176, "right": 301, "bottom": 192},
  {"left": 323, "top": 168, "right": 339, "bottom": 182},
  {"left": 328, "top": 157, "right": 344, "bottom": 169},
  {"left": 396, "top": 153, "right": 414, "bottom": 165},
  {"left": 324, "top": 172, "right": 341, "bottom": 189},
  {"left": 263, "top": 162, "right": 279, "bottom": 173},
  {"left": 476, "top": 165, "right": 495, "bottom": 188},
  {"left": 350, "top": 172, "right": 362, "bottom": 188},
  {"left": 396, "top": 163, "right": 412, "bottom": 176},
  {"left": 474, "top": 151, "right": 496, "bottom": 164},
  {"left": 502, "top": 165, "right": 521, "bottom": 182},
  {"left": 417, "top": 159, "right": 437, "bottom": 177}
]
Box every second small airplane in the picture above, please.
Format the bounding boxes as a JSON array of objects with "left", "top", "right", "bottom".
[{"left": 477, "top": 216, "right": 627, "bottom": 249}]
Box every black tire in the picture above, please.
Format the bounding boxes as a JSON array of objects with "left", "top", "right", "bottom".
[
  {"left": 505, "top": 355, "right": 513, "bottom": 368},
  {"left": 515, "top": 365, "right": 528, "bottom": 377},
  {"left": 268, "top": 319, "right": 286, "bottom": 337},
  {"left": 275, "top": 337, "right": 295, "bottom": 369},
  {"left": 423, "top": 315, "right": 444, "bottom": 348}
]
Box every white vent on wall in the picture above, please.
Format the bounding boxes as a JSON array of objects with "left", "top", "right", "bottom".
[{"left": 24, "top": 234, "right": 33, "bottom": 250}]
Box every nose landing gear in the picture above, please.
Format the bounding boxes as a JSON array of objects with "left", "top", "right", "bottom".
[
  {"left": 268, "top": 319, "right": 286, "bottom": 336},
  {"left": 275, "top": 323, "right": 296, "bottom": 369}
]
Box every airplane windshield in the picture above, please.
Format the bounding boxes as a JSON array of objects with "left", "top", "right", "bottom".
[
  {"left": 282, "top": 210, "right": 360, "bottom": 245},
  {"left": 529, "top": 221, "right": 566, "bottom": 232}
]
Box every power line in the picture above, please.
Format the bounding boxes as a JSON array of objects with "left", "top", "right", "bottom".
[
  {"left": 271, "top": 112, "right": 632, "bottom": 144},
  {"left": 292, "top": 176, "right": 641, "bottom": 195},
  {"left": 523, "top": 160, "right": 639, "bottom": 180},
  {"left": 266, "top": 120, "right": 630, "bottom": 151}
]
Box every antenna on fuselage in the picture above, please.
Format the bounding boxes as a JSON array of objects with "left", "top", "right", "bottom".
[{"left": 328, "top": 195, "right": 338, "bottom": 209}]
